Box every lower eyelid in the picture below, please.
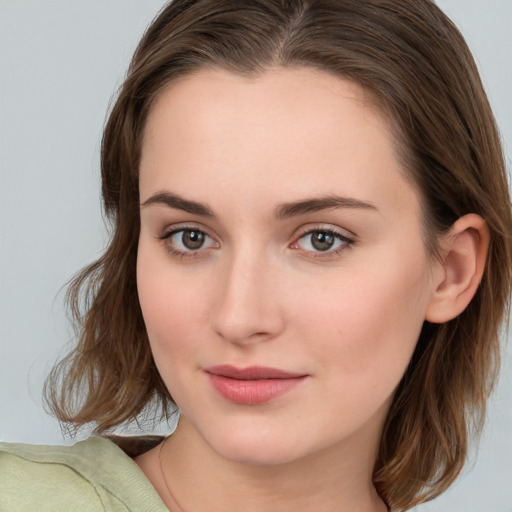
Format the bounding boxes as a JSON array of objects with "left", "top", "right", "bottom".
[{"left": 307, "top": 245, "right": 350, "bottom": 258}]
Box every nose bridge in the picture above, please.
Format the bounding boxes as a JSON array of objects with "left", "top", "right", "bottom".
[{"left": 211, "top": 243, "right": 283, "bottom": 344}]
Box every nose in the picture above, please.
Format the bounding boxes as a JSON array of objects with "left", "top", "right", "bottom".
[{"left": 210, "top": 248, "right": 285, "bottom": 346}]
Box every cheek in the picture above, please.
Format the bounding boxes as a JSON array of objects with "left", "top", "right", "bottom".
[
  {"left": 137, "top": 258, "right": 211, "bottom": 410},
  {"left": 136, "top": 243, "right": 206, "bottom": 363},
  {"left": 292, "top": 251, "right": 431, "bottom": 391}
]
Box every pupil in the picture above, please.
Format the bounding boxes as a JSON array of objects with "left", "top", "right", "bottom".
[
  {"left": 311, "top": 232, "right": 334, "bottom": 251},
  {"left": 182, "top": 230, "right": 204, "bottom": 250}
]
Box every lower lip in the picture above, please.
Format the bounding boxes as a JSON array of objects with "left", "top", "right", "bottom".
[{"left": 207, "top": 374, "right": 307, "bottom": 405}]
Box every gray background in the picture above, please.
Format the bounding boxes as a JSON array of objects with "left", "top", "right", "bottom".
[{"left": 0, "top": 1, "right": 511, "bottom": 510}]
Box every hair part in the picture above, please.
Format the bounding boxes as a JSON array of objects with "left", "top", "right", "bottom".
[{"left": 44, "top": 1, "right": 512, "bottom": 510}]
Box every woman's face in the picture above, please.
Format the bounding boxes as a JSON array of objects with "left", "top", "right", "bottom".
[{"left": 137, "top": 67, "right": 439, "bottom": 466}]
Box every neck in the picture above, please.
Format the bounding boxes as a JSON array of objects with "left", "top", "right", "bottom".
[{"left": 157, "top": 418, "right": 387, "bottom": 512}]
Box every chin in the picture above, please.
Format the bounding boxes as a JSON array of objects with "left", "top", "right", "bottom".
[{"left": 203, "top": 425, "right": 310, "bottom": 467}]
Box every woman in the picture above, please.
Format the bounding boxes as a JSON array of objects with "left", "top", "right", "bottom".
[{"left": 1, "top": 1, "right": 511, "bottom": 511}]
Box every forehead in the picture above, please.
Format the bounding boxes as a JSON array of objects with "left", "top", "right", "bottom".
[
  {"left": 139, "top": 67, "right": 419, "bottom": 222},
  {"left": 142, "top": 67, "right": 389, "bottom": 161}
]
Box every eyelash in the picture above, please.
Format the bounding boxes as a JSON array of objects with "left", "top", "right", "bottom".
[
  {"left": 158, "top": 224, "right": 217, "bottom": 260},
  {"left": 157, "top": 225, "right": 354, "bottom": 260},
  {"left": 291, "top": 227, "right": 354, "bottom": 258}
]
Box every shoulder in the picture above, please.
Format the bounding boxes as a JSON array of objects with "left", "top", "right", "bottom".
[
  {"left": 0, "top": 438, "right": 107, "bottom": 511},
  {"left": 0, "top": 437, "right": 168, "bottom": 512}
]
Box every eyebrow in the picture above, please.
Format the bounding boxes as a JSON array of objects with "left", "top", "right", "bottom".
[
  {"left": 141, "top": 191, "right": 214, "bottom": 217},
  {"left": 274, "top": 195, "right": 378, "bottom": 219},
  {"left": 141, "top": 191, "right": 377, "bottom": 218}
]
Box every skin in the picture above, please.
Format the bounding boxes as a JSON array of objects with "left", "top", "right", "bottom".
[{"left": 134, "top": 67, "right": 486, "bottom": 511}]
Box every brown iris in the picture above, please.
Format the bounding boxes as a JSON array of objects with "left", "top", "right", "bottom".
[
  {"left": 310, "top": 231, "right": 336, "bottom": 251},
  {"left": 182, "top": 230, "right": 205, "bottom": 250}
]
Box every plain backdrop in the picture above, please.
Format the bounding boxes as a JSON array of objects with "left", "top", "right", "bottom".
[{"left": 0, "top": 1, "right": 511, "bottom": 511}]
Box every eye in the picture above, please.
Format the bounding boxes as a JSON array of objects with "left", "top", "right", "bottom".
[
  {"left": 174, "top": 229, "right": 207, "bottom": 250},
  {"left": 159, "top": 227, "right": 218, "bottom": 256},
  {"left": 293, "top": 228, "right": 353, "bottom": 254}
]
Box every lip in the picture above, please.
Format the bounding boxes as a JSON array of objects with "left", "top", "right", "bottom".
[{"left": 204, "top": 365, "right": 308, "bottom": 405}]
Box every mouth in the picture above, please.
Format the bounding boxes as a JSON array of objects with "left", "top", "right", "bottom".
[{"left": 204, "top": 365, "right": 308, "bottom": 405}]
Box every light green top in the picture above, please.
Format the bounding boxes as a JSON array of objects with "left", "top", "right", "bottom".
[{"left": 0, "top": 437, "right": 169, "bottom": 511}]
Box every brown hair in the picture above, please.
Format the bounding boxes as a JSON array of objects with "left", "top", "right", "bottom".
[{"left": 44, "top": 0, "right": 512, "bottom": 509}]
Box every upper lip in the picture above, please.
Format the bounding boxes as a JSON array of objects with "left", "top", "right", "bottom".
[{"left": 204, "top": 365, "right": 307, "bottom": 380}]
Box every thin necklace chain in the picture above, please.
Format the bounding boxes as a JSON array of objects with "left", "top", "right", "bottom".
[{"left": 159, "top": 437, "right": 188, "bottom": 512}]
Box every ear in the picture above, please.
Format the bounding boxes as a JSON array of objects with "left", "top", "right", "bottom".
[{"left": 425, "top": 214, "right": 489, "bottom": 324}]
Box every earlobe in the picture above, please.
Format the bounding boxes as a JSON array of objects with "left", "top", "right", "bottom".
[{"left": 425, "top": 214, "right": 489, "bottom": 324}]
